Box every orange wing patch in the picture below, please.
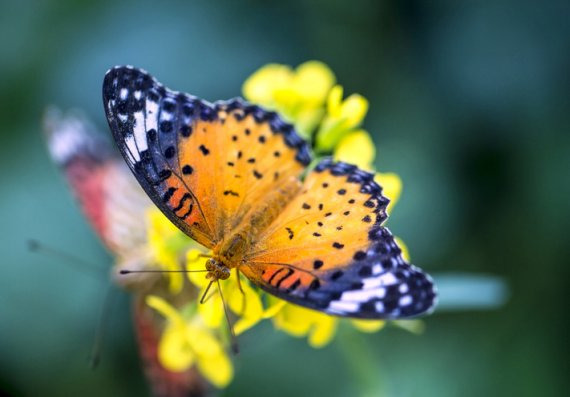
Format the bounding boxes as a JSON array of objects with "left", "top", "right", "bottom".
[
  {"left": 241, "top": 159, "right": 436, "bottom": 318},
  {"left": 244, "top": 160, "right": 388, "bottom": 273},
  {"left": 104, "top": 66, "right": 311, "bottom": 248}
]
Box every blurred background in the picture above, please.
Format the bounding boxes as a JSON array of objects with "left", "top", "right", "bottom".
[{"left": 1, "top": 0, "right": 568, "bottom": 396}]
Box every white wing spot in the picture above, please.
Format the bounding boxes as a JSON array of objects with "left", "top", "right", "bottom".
[
  {"left": 328, "top": 300, "right": 360, "bottom": 313},
  {"left": 133, "top": 111, "right": 148, "bottom": 151},
  {"left": 399, "top": 295, "right": 412, "bottom": 306},
  {"left": 125, "top": 135, "right": 140, "bottom": 162},
  {"left": 120, "top": 88, "right": 128, "bottom": 100},
  {"left": 339, "top": 287, "right": 386, "bottom": 302}
]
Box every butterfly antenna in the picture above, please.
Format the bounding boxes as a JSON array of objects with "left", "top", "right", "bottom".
[
  {"left": 120, "top": 269, "right": 208, "bottom": 275},
  {"left": 27, "top": 239, "right": 105, "bottom": 280},
  {"left": 217, "top": 279, "right": 239, "bottom": 355},
  {"left": 88, "top": 283, "right": 116, "bottom": 369}
]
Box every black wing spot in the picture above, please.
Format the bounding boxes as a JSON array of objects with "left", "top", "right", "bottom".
[
  {"left": 232, "top": 135, "right": 238, "bottom": 142},
  {"left": 160, "top": 121, "right": 173, "bottom": 133},
  {"left": 164, "top": 146, "right": 175, "bottom": 158},
  {"left": 332, "top": 242, "right": 344, "bottom": 249},
  {"left": 223, "top": 190, "right": 239, "bottom": 197},
  {"left": 274, "top": 151, "right": 280, "bottom": 157},
  {"left": 182, "top": 165, "right": 193, "bottom": 175},
  {"left": 354, "top": 251, "right": 367, "bottom": 261},
  {"left": 227, "top": 161, "right": 235, "bottom": 167},
  {"left": 162, "top": 187, "right": 176, "bottom": 203},
  {"left": 313, "top": 260, "right": 324, "bottom": 270},
  {"left": 337, "top": 189, "right": 347, "bottom": 195},
  {"left": 336, "top": 226, "right": 343, "bottom": 230},
  {"left": 258, "top": 135, "right": 266, "bottom": 143},
  {"left": 348, "top": 199, "right": 355, "bottom": 204},
  {"left": 364, "top": 200, "right": 375, "bottom": 208},
  {"left": 245, "top": 128, "right": 251, "bottom": 135},
  {"left": 330, "top": 270, "right": 343, "bottom": 280},
  {"left": 158, "top": 169, "right": 172, "bottom": 179},
  {"left": 318, "top": 203, "right": 323, "bottom": 211},
  {"left": 237, "top": 150, "right": 242, "bottom": 159},
  {"left": 343, "top": 211, "right": 350, "bottom": 216},
  {"left": 317, "top": 221, "right": 323, "bottom": 227},
  {"left": 180, "top": 125, "right": 192, "bottom": 137},
  {"left": 253, "top": 170, "right": 263, "bottom": 179},
  {"left": 285, "top": 227, "right": 294, "bottom": 240},
  {"left": 362, "top": 215, "right": 372, "bottom": 223},
  {"left": 325, "top": 212, "right": 332, "bottom": 217},
  {"left": 147, "top": 128, "right": 157, "bottom": 141},
  {"left": 309, "top": 279, "right": 321, "bottom": 290},
  {"left": 322, "top": 183, "right": 329, "bottom": 188},
  {"left": 302, "top": 203, "right": 311, "bottom": 210},
  {"left": 247, "top": 158, "right": 256, "bottom": 164},
  {"left": 313, "top": 232, "right": 321, "bottom": 237},
  {"left": 199, "top": 144, "right": 210, "bottom": 155},
  {"left": 358, "top": 265, "right": 372, "bottom": 277}
]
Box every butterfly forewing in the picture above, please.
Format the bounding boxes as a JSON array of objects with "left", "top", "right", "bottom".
[{"left": 103, "top": 66, "right": 311, "bottom": 248}]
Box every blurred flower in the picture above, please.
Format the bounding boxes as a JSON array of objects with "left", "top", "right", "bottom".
[
  {"left": 316, "top": 85, "right": 369, "bottom": 152},
  {"left": 242, "top": 61, "right": 335, "bottom": 137},
  {"left": 146, "top": 295, "right": 233, "bottom": 388},
  {"left": 146, "top": 208, "right": 193, "bottom": 294}
]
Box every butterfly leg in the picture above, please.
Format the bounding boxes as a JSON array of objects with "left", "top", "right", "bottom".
[{"left": 235, "top": 268, "right": 248, "bottom": 316}]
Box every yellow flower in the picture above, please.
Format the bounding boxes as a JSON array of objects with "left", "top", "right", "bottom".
[
  {"left": 270, "top": 297, "right": 338, "bottom": 348},
  {"left": 146, "top": 295, "right": 233, "bottom": 388},
  {"left": 242, "top": 61, "right": 335, "bottom": 137},
  {"left": 334, "top": 129, "right": 376, "bottom": 170},
  {"left": 146, "top": 208, "right": 193, "bottom": 293},
  {"left": 316, "top": 85, "right": 369, "bottom": 152},
  {"left": 186, "top": 250, "right": 265, "bottom": 335}
]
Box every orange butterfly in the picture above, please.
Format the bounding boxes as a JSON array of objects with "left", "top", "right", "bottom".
[{"left": 103, "top": 66, "right": 436, "bottom": 319}]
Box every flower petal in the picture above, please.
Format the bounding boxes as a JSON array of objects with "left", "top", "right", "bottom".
[
  {"left": 292, "top": 61, "right": 335, "bottom": 104},
  {"left": 186, "top": 249, "right": 209, "bottom": 287},
  {"left": 374, "top": 172, "right": 402, "bottom": 213},
  {"left": 146, "top": 295, "right": 184, "bottom": 325},
  {"left": 242, "top": 64, "right": 292, "bottom": 105},
  {"left": 334, "top": 129, "right": 376, "bottom": 169},
  {"left": 196, "top": 349, "right": 234, "bottom": 389},
  {"left": 351, "top": 319, "right": 386, "bottom": 333},
  {"left": 308, "top": 314, "right": 338, "bottom": 348},
  {"left": 339, "top": 94, "right": 368, "bottom": 128},
  {"left": 157, "top": 324, "right": 195, "bottom": 372}
]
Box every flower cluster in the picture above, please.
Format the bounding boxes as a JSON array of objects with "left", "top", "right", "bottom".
[{"left": 144, "top": 61, "right": 412, "bottom": 388}]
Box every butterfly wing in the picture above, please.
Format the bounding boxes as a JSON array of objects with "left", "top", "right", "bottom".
[
  {"left": 43, "top": 109, "right": 151, "bottom": 255},
  {"left": 103, "top": 66, "right": 311, "bottom": 249},
  {"left": 241, "top": 159, "right": 436, "bottom": 319}
]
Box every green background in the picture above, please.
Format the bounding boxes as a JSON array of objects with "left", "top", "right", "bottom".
[{"left": 1, "top": 1, "right": 568, "bottom": 396}]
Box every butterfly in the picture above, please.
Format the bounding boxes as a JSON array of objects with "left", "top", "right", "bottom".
[
  {"left": 43, "top": 109, "right": 207, "bottom": 397},
  {"left": 103, "top": 65, "right": 436, "bottom": 320}
]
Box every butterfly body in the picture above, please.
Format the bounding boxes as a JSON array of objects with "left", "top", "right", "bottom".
[{"left": 103, "top": 66, "right": 436, "bottom": 319}]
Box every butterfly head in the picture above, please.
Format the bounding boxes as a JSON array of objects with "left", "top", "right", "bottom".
[{"left": 205, "top": 258, "right": 231, "bottom": 281}]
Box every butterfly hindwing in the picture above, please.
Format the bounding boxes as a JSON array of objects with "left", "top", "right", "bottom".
[
  {"left": 103, "top": 66, "right": 311, "bottom": 249},
  {"left": 241, "top": 159, "right": 436, "bottom": 318}
]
